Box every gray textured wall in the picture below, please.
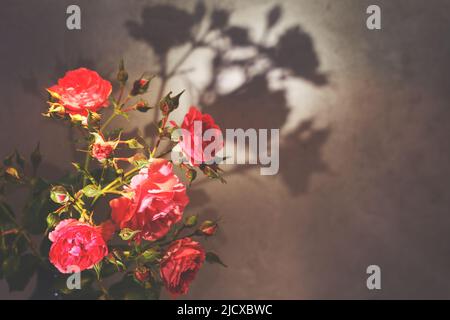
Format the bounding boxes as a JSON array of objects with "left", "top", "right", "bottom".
[{"left": 1, "top": 0, "right": 450, "bottom": 299}]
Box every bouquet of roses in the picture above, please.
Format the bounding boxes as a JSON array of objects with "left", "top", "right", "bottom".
[{"left": 0, "top": 62, "right": 226, "bottom": 299}]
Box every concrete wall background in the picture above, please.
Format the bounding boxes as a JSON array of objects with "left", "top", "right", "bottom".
[{"left": 1, "top": 0, "right": 450, "bottom": 299}]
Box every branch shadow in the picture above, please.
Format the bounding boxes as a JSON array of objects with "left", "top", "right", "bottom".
[{"left": 126, "top": 1, "right": 331, "bottom": 198}]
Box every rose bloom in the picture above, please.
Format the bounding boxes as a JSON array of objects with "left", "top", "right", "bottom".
[
  {"left": 160, "top": 238, "right": 205, "bottom": 296},
  {"left": 92, "top": 142, "right": 114, "bottom": 161},
  {"left": 49, "top": 219, "right": 110, "bottom": 273},
  {"left": 90, "top": 133, "right": 117, "bottom": 162},
  {"left": 109, "top": 159, "right": 189, "bottom": 241},
  {"left": 47, "top": 67, "right": 112, "bottom": 117},
  {"left": 179, "top": 106, "right": 223, "bottom": 166}
]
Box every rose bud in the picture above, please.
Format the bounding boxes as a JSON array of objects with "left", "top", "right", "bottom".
[
  {"left": 184, "top": 215, "right": 198, "bottom": 227},
  {"left": 198, "top": 220, "right": 218, "bottom": 236},
  {"left": 136, "top": 100, "right": 152, "bottom": 113},
  {"left": 46, "top": 212, "right": 61, "bottom": 229},
  {"left": 90, "top": 133, "right": 118, "bottom": 162},
  {"left": 50, "top": 186, "right": 70, "bottom": 204},
  {"left": 159, "top": 90, "right": 184, "bottom": 115},
  {"left": 134, "top": 266, "right": 150, "bottom": 283},
  {"left": 116, "top": 59, "right": 128, "bottom": 85},
  {"left": 130, "top": 77, "right": 151, "bottom": 96}
]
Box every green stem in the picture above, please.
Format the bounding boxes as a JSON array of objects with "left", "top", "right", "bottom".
[
  {"left": 82, "top": 153, "right": 91, "bottom": 187},
  {"left": 91, "top": 166, "right": 140, "bottom": 206},
  {"left": 158, "top": 230, "right": 198, "bottom": 247},
  {"left": 150, "top": 115, "right": 168, "bottom": 158},
  {"left": 100, "top": 112, "right": 118, "bottom": 133}
]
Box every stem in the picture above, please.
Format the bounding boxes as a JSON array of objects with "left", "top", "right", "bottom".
[
  {"left": 0, "top": 228, "right": 19, "bottom": 236},
  {"left": 100, "top": 112, "right": 117, "bottom": 133},
  {"left": 158, "top": 230, "right": 198, "bottom": 247},
  {"left": 91, "top": 166, "right": 140, "bottom": 206},
  {"left": 116, "top": 86, "right": 125, "bottom": 105},
  {"left": 82, "top": 153, "right": 91, "bottom": 187},
  {"left": 152, "top": 62, "right": 167, "bottom": 132},
  {"left": 100, "top": 92, "right": 130, "bottom": 133},
  {"left": 85, "top": 89, "right": 130, "bottom": 188},
  {"left": 150, "top": 115, "right": 168, "bottom": 158}
]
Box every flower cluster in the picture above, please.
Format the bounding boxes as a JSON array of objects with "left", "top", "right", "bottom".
[{"left": 36, "top": 65, "right": 225, "bottom": 299}]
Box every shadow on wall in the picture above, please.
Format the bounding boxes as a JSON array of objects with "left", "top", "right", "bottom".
[{"left": 126, "top": 1, "right": 331, "bottom": 197}]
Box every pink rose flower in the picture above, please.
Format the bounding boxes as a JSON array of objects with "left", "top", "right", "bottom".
[
  {"left": 49, "top": 219, "right": 109, "bottom": 273},
  {"left": 109, "top": 159, "right": 189, "bottom": 241}
]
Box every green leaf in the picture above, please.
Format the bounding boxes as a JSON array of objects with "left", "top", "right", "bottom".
[
  {"left": 125, "top": 139, "right": 144, "bottom": 149},
  {"left": 22, "top": 180, "right": 57, "bottom": 234},
  {"left": 82, "top": 184, "right": 101, "bottom": 198},
  {"left": 119, "top": 228, "right": 141, "bottom": 241},
  {"left": 5, "top": 254, "right": 39, "bottom": 291},
  {"left": 205, "top": 252, "right": 227, "bottom": 268}
]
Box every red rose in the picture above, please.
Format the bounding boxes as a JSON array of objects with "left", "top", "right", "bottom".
[
  {"left": 47, "top": 68, "right": 112, "bottom": 117},
  {"left": 179, "top": 106, "right": 223, "bottom": 166},
  {"left": 160, "top": 238, "right": 205, "bottom": 296},
  {"left": 48, "top": 219, "right": 109, "bottom": 273},
  {"left": 109, "top": 159, "right": 189, "bottom": 242}
]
